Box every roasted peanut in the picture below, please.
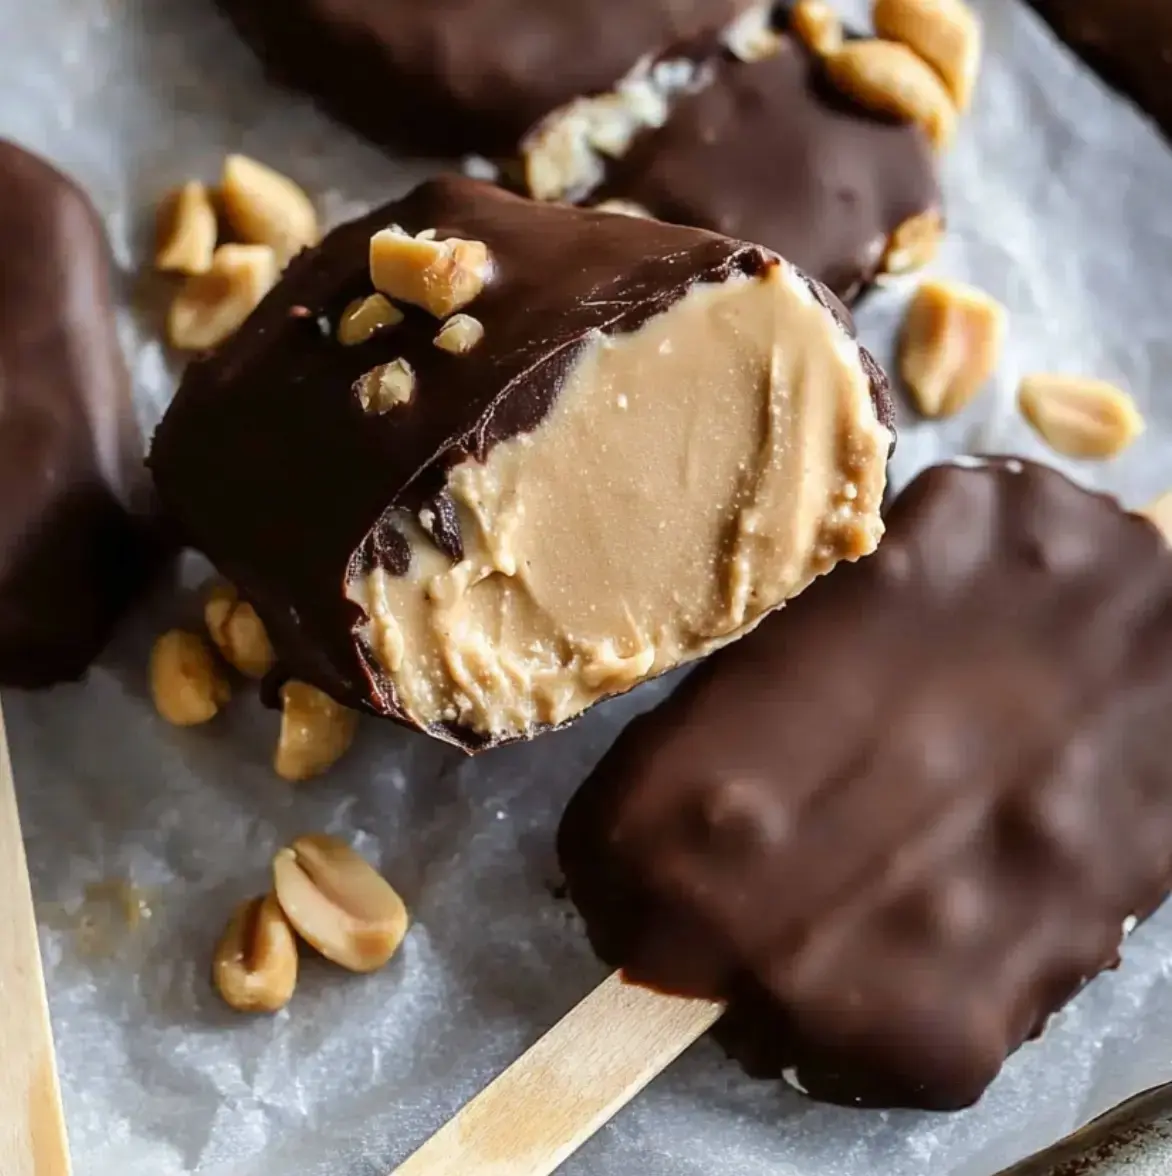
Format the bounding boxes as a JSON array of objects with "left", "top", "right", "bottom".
[
  {"left": 898, "top": 279, "right": 1006, "bottom": 418},
  {"left": 204, "top": 582, "right": 276, "bottom": 679},
  {"left": 433, "top": 314, "right": 485, "bottom": 355},
  {"left": 722, "top": 4, "right": 784, "bottom": 62},
  {"left": 337, "top": 293, "right": 404, "bottom": 346},
  {"left": 791, "top": 0, "right": 844, "bottom": 57},
  {"left": 220, "top": 154, "right": 319, "bottom": 266},
  {"left": 824, "top": 40, "right": 958, "bottom": 150},
  {"left": 167, "top": 243, "right": 278, "bottom": 351},
  {"left": 874, "top": 0, "right": 982, "bottom": 110},
  {"left": 213, "top": 894, "right": 299, "bottom": 1013},
  {"left": 274, "top": 681, "right": 359, "bottom": 781},
  {"left": 1018, "top": 375, "right": 1144, "bottom": 460},
  {"left": 881, "top": 208, "right": 944, "bottom": 275},
  {"left": 272, "top": 834, "right": 409, "bottom": 973},
  {"left": 369, "top": 229, "right": 492, "bottom": 318},
  {"left": 155, "top": 181, "right": 217, "bottom": 275},
  {"left": 150, "top": 630, "right": 231, "bottom": 726},
  {"left": 355, "top": 359, "right": 415, "bottom": 415}
]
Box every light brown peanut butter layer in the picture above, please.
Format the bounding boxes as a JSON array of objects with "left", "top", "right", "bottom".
[{"left": 346, "top": 264, "right": 890, "bottom": 738}]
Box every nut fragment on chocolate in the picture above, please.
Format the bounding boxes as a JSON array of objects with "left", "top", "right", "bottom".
[
  {"left": 155, "top": 181, "right": 217, "bottom": 275},
  {"left": 880, "top": 207, "right": 943, "bottom": 275},
  {"left": 355, "top": 359, "right": 415, "bottom": 415},
  {"left": 1019, "top": 374, "right": 1144, "bottom": 459},
  {"left": 168, "top": 243, "right": 279, "bottom": 351},
  {"left": 721, "top": 3, "right": 784, "bottom": 62},
  {"left": 220, "top": 154, "right": 319, "bottom": 267},
  {"left": 274, "top": 681, "right": 359, "bottom": 781},
  {"left": 522, "top": 56, "right": 707, "bottom": 203},
  {"left": 150, "top": 630, "right": 231, "bottom": 727},
  {"left": 271, "top": 834, "right": 409, "bottom": 972},
  {"left": 433, "top": 314, "right": 485, "bottom": 355},
  {"left": 899, "top": 279, "right": 1006, "bottom": 417},
  {"left": 0, "top": 140, "right": 162, "bottom": 687},
  {"left": 370, "top": 228, "right": 493, "bottom": 318},
  {"left": 213, "top": 894, "right": 299, "bottom": 1013},
  {"left": 558, "top": 459, "right": 1172, "bottom": 1110},
  {"left": 337, "top": 293, "right": 404, "bottom": 346},
  {"left": 204, "top": 581, "right": 276, "bottom": 679},
  {"left": 789, "top": 0, "right": 843, "bottom": 58},
  {"left": 874, "top": 0, "right": 982, "bottom": 109},
  {"left": 149, "top": 178, "right": 895, "bottom": 750},
  {"left": 545, "top": 26, "right": 942, "bottom": 305}
]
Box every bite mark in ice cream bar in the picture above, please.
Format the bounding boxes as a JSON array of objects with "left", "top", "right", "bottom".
[{"left": 150, "top": 178, "right": 893, "bottom": 750}]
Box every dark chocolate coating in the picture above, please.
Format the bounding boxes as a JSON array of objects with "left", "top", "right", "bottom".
[
  {"left": 149, "top": 176, "right": 891, "bottom": 749},
  {"left": 214, "top": 0, "right": 755, "bottom": 156},
  {"left": 1028, "top": 1, "right": 1172, "bottom": 137},
  {"left": 0, "top": 140, "right": 159, "bottom": 688},
  {"left": 592, "top": 31, "right": 940, "bottom": 303},
  {"left": 558, "top": 460, "right": 1172, "bottom": 1110}
]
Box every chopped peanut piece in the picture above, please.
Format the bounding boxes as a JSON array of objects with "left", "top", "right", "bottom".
[
  {"left": 155, "top": 181, "right": 217, "bottom": 275},
  {"left": 274, "top": 681, "right": 358, "bottom": 781},
  {"left": 355, "top": 359, "right": 415, "bottom": 414},
  {"left": 882, "top": 208, "right": 944, "bottom": 275},
  {"left": 213, "top": 894, "right": 298, "bottom": 1014},
  {"left": 824, "top": 40, "right": 959, "bottom": 150},
  {"left": 874, "top": 0, "right": 982, "bottom": 110},
  {"left": 1019, "top": 375, "right": 1144, "bottom": 460},
  {"left": 337, "top": 293, "right": 404, "bottom": 346},
  {"left": 899, "top": 279, "right": 1006, "bottom": 418},
  {"left": 791, "top": 0, "right": 844, "bottom": 57},
  {"left": 220, "top": 154, "right": 319, "bottom": 266},
  {"left": 150, "top": 630, "right": 231, "bottom": 726},
  {"left": 434, "top": 314, "right": 485, "bottom": 355},
  {"left": 204, "top": 582, "right": 276, "bottom": 679},
  {"left": 167, "top": 243, "right": 278, "bottom": 351},
  {"left": 369, "top": 228, "right": 492, "bottom": 318},
  {"left": 272, "top": 834, "right": 409, "bottom": 973}
]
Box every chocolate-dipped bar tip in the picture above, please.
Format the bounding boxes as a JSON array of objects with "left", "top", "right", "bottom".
[
  {"left": 150, "top": 176, "right": 894, "bottom": 750},
  {"left": 558, "top": 458, "right": 1172, "bottom": 1109},
  {"left": 0, "top": 139, "right": 162, "bottom": 688}
]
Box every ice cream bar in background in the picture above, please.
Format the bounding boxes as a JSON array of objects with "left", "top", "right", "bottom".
[{"left": 0, "top": 140, "right": 161, "bottom": 688}]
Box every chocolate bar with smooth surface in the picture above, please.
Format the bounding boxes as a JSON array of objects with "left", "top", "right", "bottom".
[
  {"left": 149, "top": 176, "right": 895, "bottom": 751},
  {"left": 558, "top": 459, "right": 1172, "bottom": 1110},
  {"left": 0, "top": 140, "right": 160, "bottom": 688}
]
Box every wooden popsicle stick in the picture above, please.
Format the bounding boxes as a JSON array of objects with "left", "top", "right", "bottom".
[
  {"left": 0, "top": 704, "right": 73, "bottom": 1176},
  {"left": 393, "top": 971, "right": 723, "bottom": 1176}
]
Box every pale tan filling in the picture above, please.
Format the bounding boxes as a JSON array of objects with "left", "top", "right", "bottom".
[{"left": 347, "top": 263, "right": 890, "bottom": 738}]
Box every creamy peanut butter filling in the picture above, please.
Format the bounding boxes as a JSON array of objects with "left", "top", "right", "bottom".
[{"left": 346, "top": 263, "right": 890, "bottom": 738}]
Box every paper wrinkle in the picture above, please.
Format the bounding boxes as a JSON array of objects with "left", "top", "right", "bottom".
[{"left": 3, "top": 0, "right": 1172, "bottom": 1172}]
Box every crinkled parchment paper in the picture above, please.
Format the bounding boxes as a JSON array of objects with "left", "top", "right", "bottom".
[{"left": 2, "top": 1, "right": 1172, "bottom": 1173}]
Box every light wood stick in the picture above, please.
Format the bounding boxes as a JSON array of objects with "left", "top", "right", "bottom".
[
  {"left": 0, "top": 704, "right": 72, "bottom": 1176},
  {"left": 393, "top": 971, "right": 722, "bottom": 1176}
]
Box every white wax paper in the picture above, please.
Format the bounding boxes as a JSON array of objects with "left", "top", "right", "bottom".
[{"left": 3, "top": 1, "right": 1172, "bottom": 1173}]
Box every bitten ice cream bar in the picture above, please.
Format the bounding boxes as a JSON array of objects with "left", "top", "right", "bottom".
[{"left": 150, "top": 177, "right": 894, "bottom": 749}]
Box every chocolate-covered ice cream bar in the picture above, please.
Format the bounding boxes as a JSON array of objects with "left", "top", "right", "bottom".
[
  {"left": 0, "top": 140, "right": 161, "bottom": 687},
  {"left": 149, "top": 177, "right": 894, "bottom": 750},
  {"left": 558, "top": 459, "right": 1172, "bottom": 1109}
]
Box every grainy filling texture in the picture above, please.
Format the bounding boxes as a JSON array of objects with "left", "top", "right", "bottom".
[{"left": 347, "top": 264, "right": 889, "bottom": 737}]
